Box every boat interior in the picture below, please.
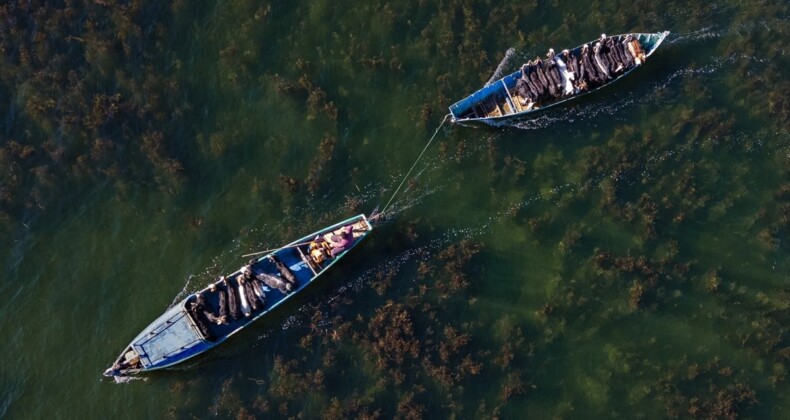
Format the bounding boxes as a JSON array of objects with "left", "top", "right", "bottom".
[
  {"left": 186, "top": 218, "right": 371, "bottom": 342},
  {"left": 453, "top": 34, "right": 648, "bottom": 121}
]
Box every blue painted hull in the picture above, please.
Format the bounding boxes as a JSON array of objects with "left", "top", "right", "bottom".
[
  {"left": 449, "top": 32, "right": 669, "bottom": 126},
  {"left": 104, "top": 214, "right": 373, "bottom": 377}
]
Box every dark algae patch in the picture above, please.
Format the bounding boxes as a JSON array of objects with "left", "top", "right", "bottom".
[{"left": 1, "top": 0, "right": 788, "bottom": 418}]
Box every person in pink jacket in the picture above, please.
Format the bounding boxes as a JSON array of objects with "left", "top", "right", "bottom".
[{"left": 326, "top": 225, "right": 355, "bottom": 257}]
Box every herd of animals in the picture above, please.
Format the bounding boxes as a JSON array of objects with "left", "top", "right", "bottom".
[
  {"left": 185, "top": 255, "right": 298, "bottom": 341},
  {"left": 514, "top": 34, "right": 647, "bottom": 109}
]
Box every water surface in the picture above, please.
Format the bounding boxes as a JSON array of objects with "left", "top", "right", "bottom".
[{"left": 1, "top": 0, "right": 788, "bottom": 418}]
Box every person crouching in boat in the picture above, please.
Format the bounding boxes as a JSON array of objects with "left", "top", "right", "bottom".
[
  {"left": 111, "top": 349, "right": 142, "bottom": 373},
  {"left": 309, "top": 239, "right": 331, "bottom": 265},
  {"left": 326, "top": 225, "right": 355, "bottom": 258}
]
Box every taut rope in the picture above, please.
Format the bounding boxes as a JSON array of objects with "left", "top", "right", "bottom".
[{"left": 380, "top": 113, "right": 451, "bottom": 216}]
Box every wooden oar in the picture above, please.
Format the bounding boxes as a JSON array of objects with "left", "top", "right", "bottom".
[{"left": 241, "top": 241, "right": 316, "bottom": 258}]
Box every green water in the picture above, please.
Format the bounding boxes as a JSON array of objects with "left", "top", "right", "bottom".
[{"left": 1, "top": 0, "right": 788, "bottom": 418}]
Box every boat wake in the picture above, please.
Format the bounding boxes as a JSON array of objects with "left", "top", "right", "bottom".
[
  {"left": 111, "top": 375, "right": 148, "bottom": 384},
  {"left": 669, "top": 26, "right": 722, "bottom": 45},
  {"left": 504, "top": 47, "right": 751, "bottom": 131},
  {"left": 485, "top": 48, "right": 517, "bottom": 86}
]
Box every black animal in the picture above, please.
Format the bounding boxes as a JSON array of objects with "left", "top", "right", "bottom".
[
  {"left": 605, "top": 37, "right": 623, "bottom": 69},
  {"left": 580, "top": 44, "right": 602, "bottom": 85},
  {"left": 269, "top": 255, "right": 298, "bottom": 287},
  {"left": 195, "top": 293, "right": 223, "bottom": 324},
  {"left": 256, "top": 272, "right": 293, "bottom": 294},
  {"left": 515, "top": 77, "right": 532, "bottom": 102},
  {"left": 532, "top": 58, "right": 549, "bottom": 89},
  {"left": 601, "top": 36, "right": 623, "bottom": 73},
  {"left": 526, "top": 62, "right": 546, "bottom": 98},
  {"left": 564, "top": 50, "right": 586, "bottom": 91},
  {"left": 545, "top": 49, "right": 563, "bottom": 90},
  {"left": 544, "top": 51, "right": 563, "bottom": 96},
  {"left": 617, "top": 37, "right": 635, "bottom": 68},
  {"left": 525, "top": 68, "right": 542, "bottom": 99},
  {"left": 248, "top": 277, "right": 266, "bottom": 310},
  {"left": 535, "top": 59, "right": 558, "bottom": 98},
  {"left": 527, "top": 71, "right": 543, "bottom": 98},
  {"left": 546, "top": 61, "right": 562, "bottom": 91},
  {"left": 187, "top": 294, "right": 217, "bottom": 341},
  {"left": 599, "top": 36, "right": 616, "bottom": 72},
  {"left": 518, "top": 64, "right": 538, "bottom": 102},
  {"left": 563, "top": 50, "right": 579, "bottom": 78},
  {"left": 223, "top": 276, "right": 242, "bottom": 320},
  {"left": 593, "top": 42, "right": 612, "bottom": 80},
  {"left": 238, "top": 277, "right": 261, "bottom": 312},
  {"left": 213, "top": 283, "right": 229, "bottom": 321}
]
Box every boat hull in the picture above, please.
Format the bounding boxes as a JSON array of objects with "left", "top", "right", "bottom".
[{"left": 449, "top": 31, "right": 669, "bottom": 126}]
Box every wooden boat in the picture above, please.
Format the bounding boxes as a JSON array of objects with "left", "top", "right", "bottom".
[
  {"left": 448, "top": 31, "right": 669, "bottom": 126},
  {"left": 103, "top": 214, "right": 373, "bottom": 377}
]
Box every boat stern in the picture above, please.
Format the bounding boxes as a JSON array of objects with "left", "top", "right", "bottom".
[{"left": 104, "top": 302, "right": 213, "bottom": 376}]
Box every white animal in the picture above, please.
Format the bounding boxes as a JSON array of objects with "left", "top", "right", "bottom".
[{"left": 553, "top": 55, "right": 575, "bottom": 95}]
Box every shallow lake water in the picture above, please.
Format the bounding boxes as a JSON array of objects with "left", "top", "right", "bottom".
[{"left": 1, "top": 0, "right": 788, "bottom": 418}]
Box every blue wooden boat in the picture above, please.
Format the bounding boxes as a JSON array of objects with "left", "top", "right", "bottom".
[
  {"left": 449, "top": 31, "right": 669, "bottom": 126},
  {"left": 103, "top": 214, "right": 373, "bottom": 377}
]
